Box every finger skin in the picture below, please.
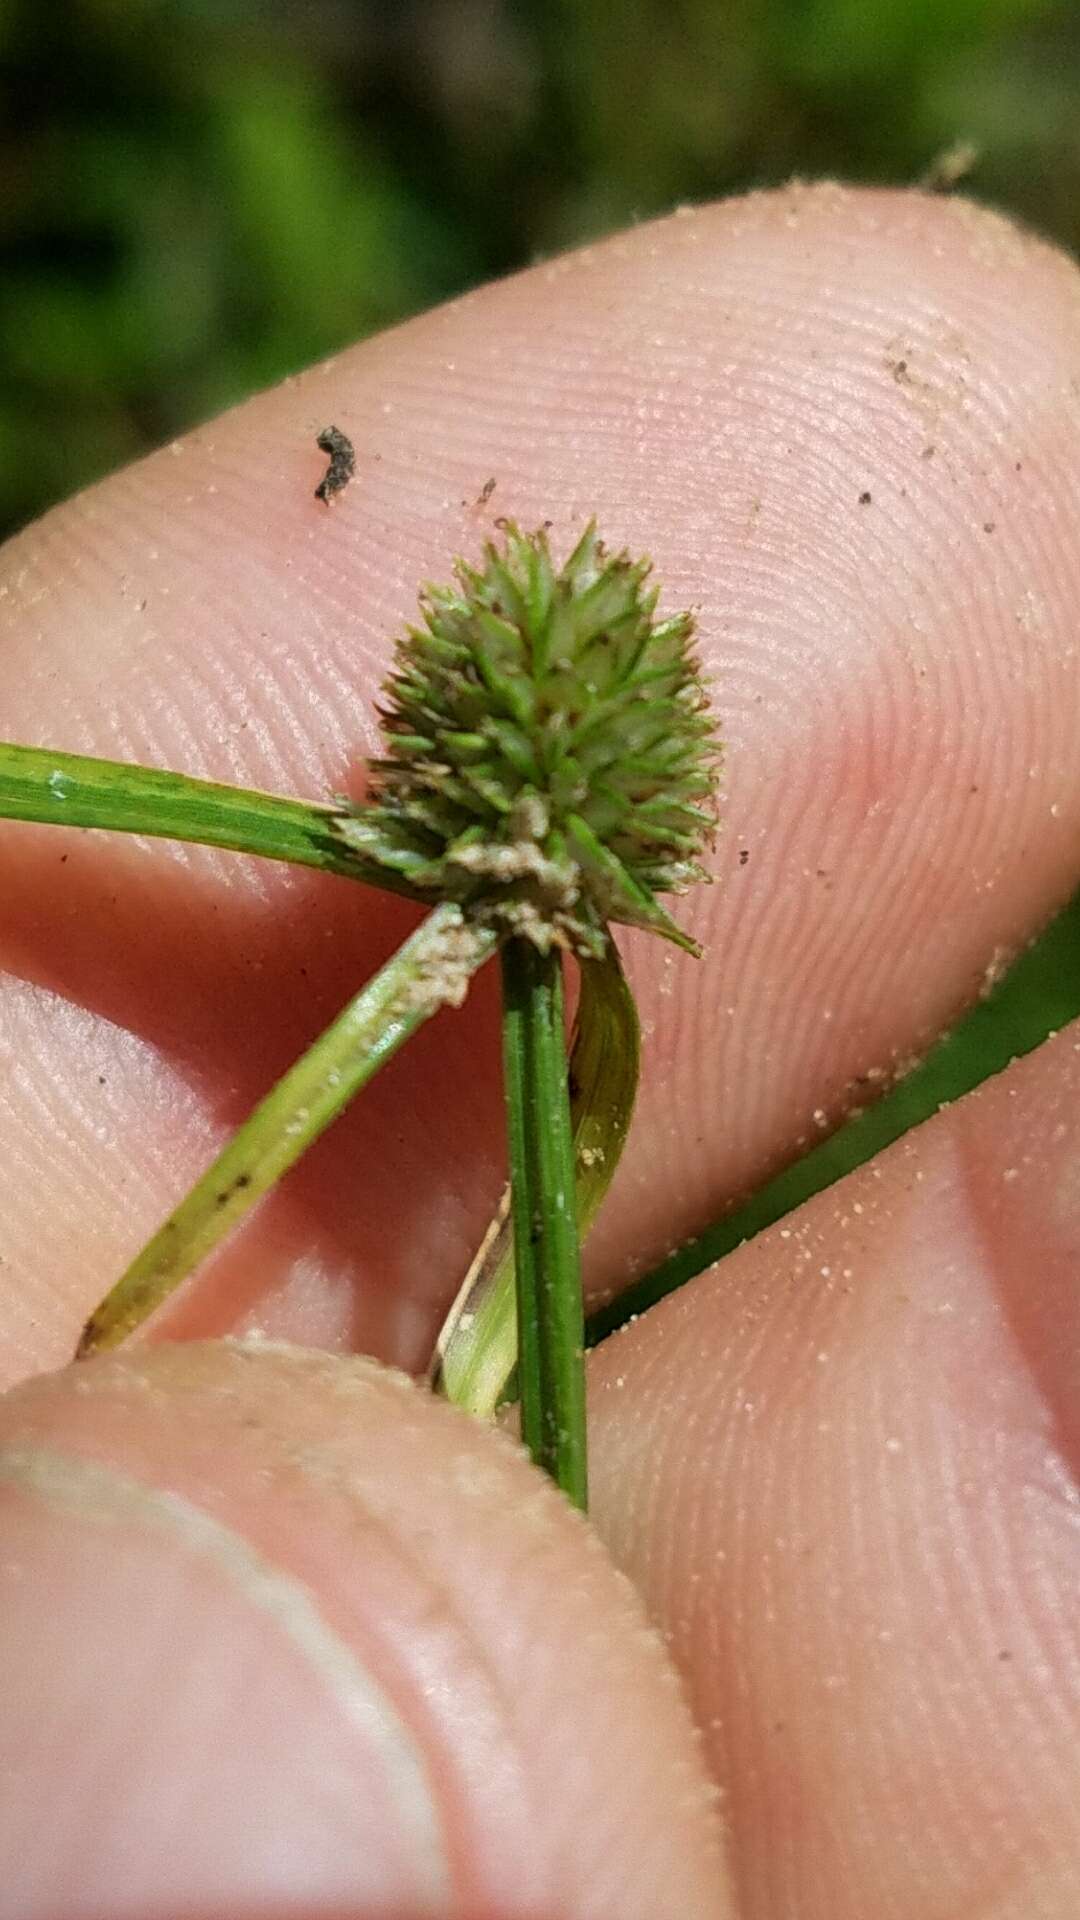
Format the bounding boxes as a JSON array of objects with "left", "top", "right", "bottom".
[
  {"left": 0, "top": 1341, "right": 731, "bottom": 1920},
  {"left": 2, "top": 184, "right": 1080, "bottom": 1381},
  {"left": 588, "top": 1017, "right": 1080, "bottom": 1920}
]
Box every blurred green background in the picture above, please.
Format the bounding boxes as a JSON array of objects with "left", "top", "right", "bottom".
[
  {"left": 2, "top": 0, "right": 1080, "bottom": 540},
  {"left": 3, "top": 0, "right": 1080, "bottom": 1303}
]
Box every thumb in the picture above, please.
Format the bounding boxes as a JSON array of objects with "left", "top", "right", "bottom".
[{"left": 0, "top": 1340, "right": 730, "bottom": 1920}]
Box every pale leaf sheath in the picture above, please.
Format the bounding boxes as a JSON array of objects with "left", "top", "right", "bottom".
[{"left": 78, "top": 903, "right": 496, "bottom": 1354}]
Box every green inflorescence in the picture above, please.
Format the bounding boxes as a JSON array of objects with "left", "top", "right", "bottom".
[{"left": 336, "top": 521, "right": 720, "bottom": 958}]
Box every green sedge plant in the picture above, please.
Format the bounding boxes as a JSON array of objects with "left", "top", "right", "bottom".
[{"left": 0, "top": 521, "right": 719, "bottom": 1510}]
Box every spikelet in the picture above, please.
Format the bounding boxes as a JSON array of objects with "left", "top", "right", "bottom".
[{"left": 338, "top": 521, "right": 720, "bottom": 958}]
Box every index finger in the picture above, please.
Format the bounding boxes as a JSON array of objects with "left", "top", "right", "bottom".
[{"left": 2, "top": 183, "right": 1079, "bottom": 1383}]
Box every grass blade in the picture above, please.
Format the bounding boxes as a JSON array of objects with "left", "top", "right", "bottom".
[{"left": 0, "top": 742, "right": 422, "bottom": 898}]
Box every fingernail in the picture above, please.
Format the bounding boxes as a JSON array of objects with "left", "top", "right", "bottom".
[{"left": 0, "top": 1441, "right": 452, "bottom": 1918}]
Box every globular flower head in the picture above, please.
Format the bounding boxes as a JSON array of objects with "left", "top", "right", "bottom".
[{"left": 339, "top": 522, "right": 720, "bottom": 958}]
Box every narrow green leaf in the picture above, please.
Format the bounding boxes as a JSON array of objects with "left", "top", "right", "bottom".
[
  {"left": 0, "top": 741, "right": 422, "bottom": 899},
  {"left": 78, "top": 903, "right": 497, "bottom": 1355},
  {"left": 430, "top": 935, "right": 640, "bottom": 1420}
]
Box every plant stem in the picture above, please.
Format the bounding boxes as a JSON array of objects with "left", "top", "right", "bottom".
[
  {"left": 499, "top": 938, "right": 588, "bottom": 1510},
  {"left": 78, "top": 903, "right": 496, "bottom": 1354},
  {"left": 431, "top": 936, "right": 639, "bottom": 1420}
]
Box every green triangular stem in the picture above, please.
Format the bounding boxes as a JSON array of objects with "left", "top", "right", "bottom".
[
  {"left": 499, "top": 938, "right": 588, "bottom": 1510},
  {"left": 430, "top": 936, "right": 640, "bottom": 1418}
]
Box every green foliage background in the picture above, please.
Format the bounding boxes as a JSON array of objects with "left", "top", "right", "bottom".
[
  {"left": 2, "top": 0, "right": 1079, "bottom": 1300},
  {"left": 2, "top": 0, "right": 1079, "bottom": 539}
]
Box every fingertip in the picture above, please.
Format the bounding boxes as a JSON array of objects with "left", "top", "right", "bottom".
[
  {"left": 588, "top": 1018, "right": 1080, "bottom": 1919},
  {"left": 0, "top": 1340, "right": 732, "bottom": 1920},
  {"left": 3, "top": 183, "right": 1080, "bottom": 1378}
]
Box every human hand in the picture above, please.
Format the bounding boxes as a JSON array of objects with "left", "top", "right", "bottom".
[{"left": 1, "top": 184, "right": 1079, "bottom": 1919}]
